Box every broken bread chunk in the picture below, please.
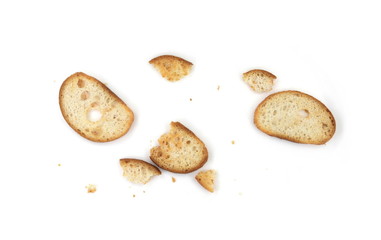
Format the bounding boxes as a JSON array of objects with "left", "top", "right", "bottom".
[
  {"left": 195, "top": 170, "right": 216, "bottom": 193},
  {"left": 254, "top": 90, "right": 336, "bottom": 144},
  {"left": 120, "top": 159, "right": 161, "bottom": 184},
  {"left": 243, "top": 69, "right": 276, "bottom": 93},
  {"left": 59, "top": 72, "right": 134, "bottom": 142},
  {"left": 150, "top": 122, "right": 208, "bottom": 173},
  {"left": 149, "top": 55, "right": 193, "bottom": 82}
]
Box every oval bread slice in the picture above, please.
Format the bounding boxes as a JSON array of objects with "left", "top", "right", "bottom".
[
  {"left": 254, "top": 90, "right": 336, "bottom": 144},
  {"left": 149, "top": 55, "right": 193, "bottom": 82},
  {"left": 59, "top": 72, "right": 134, "bottom": 142},
  {"left": 150, "top": 122, "right": 208, "bottom": 173},
  {"left": 120, "top": 159, "right": 161, "bottom": 184}
]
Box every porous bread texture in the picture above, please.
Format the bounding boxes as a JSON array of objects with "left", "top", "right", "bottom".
[
  {"left": 254, "top": 90, "right": 336, "bottom": 144},
  {"left": 59, "top": 72, "right": 134, "bottom": 142},
  {"left": 149, "top": 55, "right": 193, "bottom": 81},
  {"left": 195, "top": 170, "right": 216, "bottom": 193},
  {"left": 150, "top": 122, "right": 208, "bottom": 173},
  {"left": 243, "top": 69, "right": 276, "bottom": 93},
  {"left": 120, "top": 159, "right": 161, "bottom": 184}
]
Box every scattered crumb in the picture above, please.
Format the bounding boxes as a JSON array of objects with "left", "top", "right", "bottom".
[
  {"left": 58, "top": 163, "right": 61, "bottom": 167},
  {"left": 132, "top": 194, "right": 136, "bottom": 198},
  {"left": 231, "top": 140, "right": 235, "bottom": 144},
  {"left": 86, "top": 184, "right": 96, "bottom": 193},
  {"left": 143, "top": 191, "right": 146, "bottom": 193},
  {"left": 189, "top": 98, "right": 192, "bottom": 101},
  {"left": 172, "top": 177, "right": 176, "bottom": 183},
  {"left": 217, "top": 85, "right": 220, "bottom": 91}
]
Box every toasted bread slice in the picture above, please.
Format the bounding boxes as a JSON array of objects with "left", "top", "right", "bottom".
[
  {"left": 254, "top": 90, "right": 336, "bottom": 144},
  {"left": 243, "top": 69, "right": 276, "bottom": 93},
  {"left": 150, "top": 122, "right": 208, "bottom": 173},
  {"left": 59, "top": 72, "right": 134, "bottom": 142},
  {"left": 120, "top": 159, "right": 161, "bottom": 184},
  {"left": 149, "top": 55, "right": 193, "bottom": 81},
  {"left": 195, "top": 170, "right": 216, "bottom": 193}
]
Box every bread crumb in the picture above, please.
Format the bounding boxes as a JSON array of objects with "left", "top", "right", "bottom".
[
  {"left": 86, "top": 184, "right": 96, "bottom": 193},
  {"left": 58, "top": 163, "right": 61, "bottom": 167},
  {"left": 217, "top": 85, "right": 220, "bottom": 91},
  {"left": 172, "top": 177, "right": 176, "bottom": 183},
  {"left": 132, "top": 194, "right": 136, "bottom": 198},
  {"left": 189, "top": 98, "right": 192, "bottom": 101},
  {"left": 231, "top": 140, "right": 235, "bottom": 144}
]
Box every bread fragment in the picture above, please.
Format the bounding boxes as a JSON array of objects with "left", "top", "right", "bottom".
[
  {"left": 120, "top": 159, "right": 161, "bottom": 184},
  {"left": 254, "top": 90, "right": 336, "bottom": 144},
  {"left": 195, "top": 170, "right": 216, "bottom": 193},
  {"left": 59, "top": 72, "right": 134, "bottom": 142},
  {"left": 149, "top": 55, "right": 193, "bottom": 81},
  {"left": 150, "top": 122, "right": 208, "bottom": 173},
  {"left": 243, "top": 69, "right": 276, "bottom": 93}
]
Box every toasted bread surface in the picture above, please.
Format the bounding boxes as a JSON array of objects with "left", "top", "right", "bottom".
[
  {"left": 149, "top": 55, "right": 193, "bottom": 81},
  {"left": 254, "top": 90, "right": 335, "bottom": 144},
  {"left": 195, "top": 170, "right": 216, "bottom": 193},
  {"left": 150, "top": 122, "right": 208, "bottom": 173},
  {"left": 59, "top": 72, "right": 134, "bottom": 142},
  {"left": 120, "top": 159, "right": 161, "bottom": 184},
  {"left": 243, "top": 69, "right": 276, "bottom": 93}
]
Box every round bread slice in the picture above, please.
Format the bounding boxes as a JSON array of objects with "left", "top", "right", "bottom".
[
  {"left": 254, "top": 90, "right": 336, "bottom": 144},
  {"left": 59, "top": 72, "right": 134, "bottom": 142},
  {"left": 150, "top": 122, "right": 208, "bottom": 173},
  {"left": 243, "top": 69, "right": 276, "bottom": 93},
  {"left": 120, "top": 159, "right": 161, "bottom": 184},
  {"left": 149, "top": 55, "right": 193, "bottom": 82}
]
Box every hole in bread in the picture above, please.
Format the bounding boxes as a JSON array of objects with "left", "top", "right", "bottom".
[
  {"left": 87, "top": 109, "right": 102, "bottom": 122},
  {"left": 77, "top": 79, "right": 85, "bottom": 88},
  {"left": 298, "top": 109, "right": 309, "bottom": 118},
  {"left": 81, "top": 91, "right": 90, "bottom": 100}
]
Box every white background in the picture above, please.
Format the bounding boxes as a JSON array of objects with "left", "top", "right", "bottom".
[{"left": 0, "top": 0, "right": 380, "bottom": 239}]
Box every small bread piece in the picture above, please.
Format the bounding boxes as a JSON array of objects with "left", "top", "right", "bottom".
[
  {"left": 195, "top": 170, "right": 216, "bottom": 193},
  {"left": 243, "top": 69, "right": 276, "bottom": 93},
  {"left": 120, "top": 159, "right": 161, "bottom": 184},
  {"left": 149, "top": 55, "right": 193, "bottom": 81},
  {"left": 254, "top": 90, "right": 336, "bottom": 144},
  {"left": 150, "top": 122, "right": 208, "bottom": 173},
  {"left": 59, "top": 72, "right": 134, "bottom": 142}
]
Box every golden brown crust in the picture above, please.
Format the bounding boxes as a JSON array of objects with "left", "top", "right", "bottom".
[
  {"left": 149, "top": 55, "right": 193, "bottom": 82},
  {"left": 243, "top": 69, "right": 277, "bottom": 79},
  {"left": 254, "top": 90, "right": 336, "bottom": 144},
  {"left": 120, "top": 158, "right": 161, "bottom": 175},
  {"left": 149, "top": 55, "right": 193, "bottom": 66},
  {"left": 59, "top": 72, "right": 134, "bottom": 142}
]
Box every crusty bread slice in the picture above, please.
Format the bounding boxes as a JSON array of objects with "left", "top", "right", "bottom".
[
  {"left": 195, "top": 170, "right": 216, "bottom": 193},
  {"left": 59, "top": 72, "right": 134, "bottom": 142},
  {"left": 150, "top": 122, "right": 208, "bottom": 173},
  {"left": 243, "top": 69, "right": 276, "bottom": 93},
  {"left": 254, "top": 90, "right": 336, "bottom": 144},
  {"left": 120, "top": 159, "right": 161, "bottom": 184},
  {"left": 149, "top": 55, "right": 193, "bottom": 82}
]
